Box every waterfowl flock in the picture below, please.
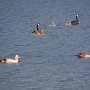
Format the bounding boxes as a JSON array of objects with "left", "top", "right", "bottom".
[{"left": 0, "top": 14, "right": 89, "bottom": 64}]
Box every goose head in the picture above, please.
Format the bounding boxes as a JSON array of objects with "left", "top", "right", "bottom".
[
  {"left": 76, "top": 14, "right": 79, "bottom": 17},
  {"left": 36, "top": 23, "right": 41, "bottom": 31},
  {"left": 37, "top": 23, "right": 40, "bottom": 26}
]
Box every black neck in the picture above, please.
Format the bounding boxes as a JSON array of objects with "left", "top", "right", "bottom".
[
  {"left": 36, "top": 24, "right": 39, "bottom": 30},
  {"left": 76, "top": 16, "right": 79, "bottom": 22}
]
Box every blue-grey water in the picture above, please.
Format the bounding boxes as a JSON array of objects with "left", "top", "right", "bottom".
[{"left": 0, "top": 0, "right": 90, "bottom": 90}]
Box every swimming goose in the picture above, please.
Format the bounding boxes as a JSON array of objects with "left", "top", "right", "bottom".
[
  {"left": 65, "top": 15, "right": 79, "bottom": 25},
  {"left": 0, "top": 54, "right": 21, "bottom": 64},
  {"left": 71, "top": 15, "right": 79, "bottom": 25},
  {"left": 49, "top": 21, "right": 56, "bottom": 27},
  {"left": 76, "top": 53, "right": 90, "bottom": 58},
  {"left": 32, "top": 23, "right": 44, "bottom": 36}
]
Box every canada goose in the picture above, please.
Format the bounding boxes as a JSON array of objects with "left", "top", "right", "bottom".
[
  {"left": 71, "top": 15, "right": 79, "bottom": 25},
  {"left": 32, "top": 23, "right": 44, "bottom": 35},
  {"left": 65, "top": 15, "right": 79, "bottom": 25}
]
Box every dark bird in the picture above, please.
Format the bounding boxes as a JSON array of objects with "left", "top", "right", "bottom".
[{"left": 32, "top": 23, "right": 44, "bottom": 35}]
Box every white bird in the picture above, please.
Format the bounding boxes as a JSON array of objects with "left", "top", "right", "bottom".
[
  {"left": 49, "top": 21, "right": 56, "bottom": 27},
  {"left": 0, "top": 54, "right": 21, "bottom": 64}
]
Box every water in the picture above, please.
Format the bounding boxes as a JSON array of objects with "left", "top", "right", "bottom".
[{"left": 0, "top": 0, "right": 90, "bottom": 90}]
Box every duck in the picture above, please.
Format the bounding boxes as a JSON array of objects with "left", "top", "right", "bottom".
[
  {"left": 65, "top": 15, "right": 79, "bottom": 25},
  {"left": 0, "top": 54, "right": 21, "bottom": 64},
  {"left": 76, "top": 53, "right": 90, "bottom": 58},
  {"left": 32, "top": 23, "right": 44, "bottom": 36},
  {"left": 49, "top": 21, "right": 56, "bottom": 27}
]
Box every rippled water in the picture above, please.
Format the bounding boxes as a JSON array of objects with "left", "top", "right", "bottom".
[{"left": 0, "top": 0, "right": 90, "bottom": 90}]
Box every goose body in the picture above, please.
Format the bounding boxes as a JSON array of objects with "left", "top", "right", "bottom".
[
  {"left": 32, "top": 23, "right": 44, "bottom": 36},
  {"left": 0, "top": 55, "right": 21, "bottom": 64}
]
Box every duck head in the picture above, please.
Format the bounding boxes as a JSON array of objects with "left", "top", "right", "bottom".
[{"left": 15, "top": 55, "right": 21, "bottom": 60}]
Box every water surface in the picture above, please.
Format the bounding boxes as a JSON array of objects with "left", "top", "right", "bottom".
[{"left": 0, "top": 0, "right": 90, "bottom": 90}]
